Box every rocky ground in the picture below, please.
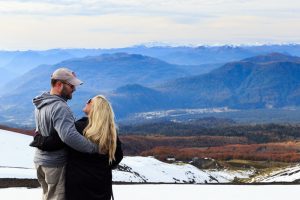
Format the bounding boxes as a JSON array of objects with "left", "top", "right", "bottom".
[{"left": 0, "top": 179, "right": 39, "bottom": 188}]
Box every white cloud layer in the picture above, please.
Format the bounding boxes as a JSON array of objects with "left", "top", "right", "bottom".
[{"left": 0, "top": 0, "right": 299, "bottom": 49}]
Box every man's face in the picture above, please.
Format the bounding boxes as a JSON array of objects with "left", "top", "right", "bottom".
[{"left": 60, "top": 81, "right": 76, "bottom": 100}]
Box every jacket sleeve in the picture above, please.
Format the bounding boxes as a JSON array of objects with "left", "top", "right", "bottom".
[
  {"left": 29, "top": 131, "right": 65, "bottom": 151},
  {"left": 51, "top": 103, "right": 98, "bottom": 153}
]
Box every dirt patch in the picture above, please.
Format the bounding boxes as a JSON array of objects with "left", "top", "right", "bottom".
[{"left": 0, "top": 178, "right": 39, "bottom": 188}]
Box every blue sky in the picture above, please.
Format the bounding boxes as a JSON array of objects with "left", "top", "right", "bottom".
[{"left": 0, "top": 0, "right": 299, "bottom": 50}]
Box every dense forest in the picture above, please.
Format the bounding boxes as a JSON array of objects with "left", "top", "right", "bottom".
[
  {"left": 118, "top": 119, "right": 300, "bottom": 163},
  {"left": 120, "top": 119, "right": 300, "bottom": 143}
]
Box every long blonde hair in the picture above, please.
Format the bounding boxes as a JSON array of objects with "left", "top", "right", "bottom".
[{"left": 83, "top": 95, "right": 117, "bottom": 164}]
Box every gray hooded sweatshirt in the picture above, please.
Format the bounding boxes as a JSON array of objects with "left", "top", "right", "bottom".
[{"left": 33, "top": 92, "right": 98, "bottom": 167}]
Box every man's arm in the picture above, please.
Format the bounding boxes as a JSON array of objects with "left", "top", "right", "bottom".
[{"left": 51, "top": 103, "right": 98, "bottom": 153}]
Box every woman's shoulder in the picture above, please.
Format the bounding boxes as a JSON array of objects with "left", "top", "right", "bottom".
[
  {"left": 75, "top": 117, "right": 88, "bottom": 134},
  {"left": 76, "top": 116, "right": 88, "bottom": 123}
]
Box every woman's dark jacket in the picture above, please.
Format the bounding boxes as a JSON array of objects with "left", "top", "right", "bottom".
[{"left": 30, "top": 117, "right": 123, "bottom": 200}]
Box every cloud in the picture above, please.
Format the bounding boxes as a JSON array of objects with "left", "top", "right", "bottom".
[
  {"left": 0, "top": 0, "right": 296, "bottom": 17},
  {"left": 0, "top": 0, "right": 299, "bottom": 49},
  {"left": 0, "top": 0, "right": 299, "bottom": 24}
]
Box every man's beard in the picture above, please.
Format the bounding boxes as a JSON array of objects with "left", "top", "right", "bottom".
[{"left": 61, "top": 85, "right": 72, "bottom": 100}]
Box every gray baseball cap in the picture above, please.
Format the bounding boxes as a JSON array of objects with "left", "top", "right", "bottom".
[{"left": 51, "top": 68, "right": 83, "bottom": 86}]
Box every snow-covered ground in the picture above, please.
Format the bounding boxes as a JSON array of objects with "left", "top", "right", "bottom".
[
  {"left": 1, "top": 185, "right": 300, "bottom": 200},
  {"left": 0, "top": 129, "right": 34, "bottom": 169},
  {"left": 1, "top": 128, "right": 300, "bottom": 184},
  {"left": 251, "top": 164, "right": 300, "bottom": 183},
  {"left": 0, "top": 129, "right": 255, "bottom": 183},
  {"left": 114, "top": 156, "right": 255, "bottom": 183},
  {"left": 206, "top": 168, "right": 253, "bottom": 182},
  {"left": 0, "top": 167, "right": 36, "bottom": 179}
]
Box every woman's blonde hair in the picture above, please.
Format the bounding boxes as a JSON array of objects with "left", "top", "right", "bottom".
[{"left": 83, "top": 95, "right": 117, "bottom": 164}]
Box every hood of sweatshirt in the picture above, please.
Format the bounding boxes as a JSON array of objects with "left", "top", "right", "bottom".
[{"left": 33, "top": 92, "right": 67, "bottom": 110}]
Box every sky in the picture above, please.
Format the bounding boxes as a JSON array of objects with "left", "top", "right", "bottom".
[{"left": 0, "top": 0, "right": 299, "bottom": 50}]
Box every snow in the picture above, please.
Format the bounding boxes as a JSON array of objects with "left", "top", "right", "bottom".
[
  {"left": 206, "top": 169, "right": 254, "bottom": 182},
  {"left": 0, "top": 167, "right": 36, "bottom": 179},
  {"left": 0, "top": 128, "right": 256, "bottom": 183},
  {"left": 2, "top": 128, "right": 299, "bottom": 184},
  {"left": 114, "top": 156, "right": 214, "bottom": 183},
  {"left": 251, "top": 164, "right": 300, "bottom": 183},
  {"left": 114, "top": 156, "right": 255, "bottom": 183},
  {"left": 134, "top": 107, "right": 238, "bottom": 119},
  {"left": 1, "top": 185, "right": 300, "bottom": 200},
  {"left": 0, "top": 129, "right": 35, "bottom": 169}
]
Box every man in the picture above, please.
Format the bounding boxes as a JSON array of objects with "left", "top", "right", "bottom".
[{"left": 32, "top": 68, "right": 98, "bottom": 200}]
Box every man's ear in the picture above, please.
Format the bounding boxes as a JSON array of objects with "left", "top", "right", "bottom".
[
  {"left": 55, "top": 81, "right": 63, "bottom": 91},
  {"left": 59, "top": 82, "right": 64, "bottom": 91}
]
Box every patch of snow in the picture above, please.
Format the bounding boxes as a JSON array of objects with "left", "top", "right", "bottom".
[
  {"left": 134, "top": 107, "right": 238, "bottom": 120},
  {"left": 251, "top": 164, "right": 300, "bottom": 183},
  {"left": 113, "top": 156, "right": 255, "bottom": 183},
  {"left": 207, "top": 169, "right": 255, "bottom": 182}
]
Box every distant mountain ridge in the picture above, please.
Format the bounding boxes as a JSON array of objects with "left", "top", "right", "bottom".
[
  {"left": 156, "top": 53, "right": 300, "bottom": 108},
  {"left": 103, "top": 53, "right": 300, "bottom": 118},
  {"left": 1, "top": 44, "right": 300, "bottom": 78},
  {"left": 1, "top": 44, "right": 300, "bottom": 89},
  {"left": 2, "top": 51, "right": 73, "bottom": 75},
  {"left": 93, "top": 44, "right": 300, "bottom": 65},
  {"left": 1, "top": 52, "right": 300, "bottom": 126},
  {"left": 0, "top": 53, "right": 192, "bottom": 124},
  {"left": 242, "top": 52, "right": 300, "bottom": 63},
  {"left": 2, "top": 52, "right": 189, "bottom": 95},
  {"left": 109, "top": 84, "right": 171, "bottom": 118}
]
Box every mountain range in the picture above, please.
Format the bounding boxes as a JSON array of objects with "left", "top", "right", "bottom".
[
  {"left": 2, "top": 53, "right": 191, "bottom": 94},
  {"left": 1, "top": 49, "right": 300, "bottom": 126},
  {"left": 0, "top": 53, "right": 196, "bottom": 125},
  {"left": 106, "top": 53, "right": 300, "bottom": 118},
  {"left": 156, "top": 53, "right": 300, "bottom": 108},
  {"left": 1, "top": 44, "right": 300, "bottom": 86}
]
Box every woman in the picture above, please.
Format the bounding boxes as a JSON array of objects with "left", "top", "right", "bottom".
[{"left": 30, "top": 95, "right": 123, "bottom": 200}]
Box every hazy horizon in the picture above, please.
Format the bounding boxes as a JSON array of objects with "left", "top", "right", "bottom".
[{"left": 0, "top": 42, "right": 300, "bottom": 52}]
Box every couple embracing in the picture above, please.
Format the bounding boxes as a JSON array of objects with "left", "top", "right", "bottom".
[{"left": 30, "top": 68, "right": 123, "bottom": 200}]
